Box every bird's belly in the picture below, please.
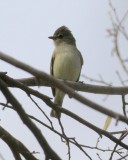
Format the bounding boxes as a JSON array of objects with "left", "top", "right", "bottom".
[{"left": 53, "top": 53, "right": 81, "bottom": 81}]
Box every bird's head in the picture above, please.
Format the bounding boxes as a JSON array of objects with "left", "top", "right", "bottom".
[{"left": 48, "top": 26, "right": 76, "bottom": 46}]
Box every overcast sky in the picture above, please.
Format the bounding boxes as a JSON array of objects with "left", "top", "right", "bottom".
[{"left": 0, "top": 0, "right": 128, "bottom": 160}]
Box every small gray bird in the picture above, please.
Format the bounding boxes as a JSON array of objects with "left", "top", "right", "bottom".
[{"left": 49, "top": 26, "right": 83, "bottom": 118}]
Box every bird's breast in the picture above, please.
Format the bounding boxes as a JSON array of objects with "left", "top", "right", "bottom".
[{"left": 53, "top": 46, "right": 81, "bottom": 81}]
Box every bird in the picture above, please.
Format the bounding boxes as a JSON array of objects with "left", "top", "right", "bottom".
[{"left": 48, "top": 26, "right": 83, "bottom": 118}]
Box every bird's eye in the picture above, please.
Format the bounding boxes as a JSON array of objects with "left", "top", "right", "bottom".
[{"left": 58, "top": 34, "right": 63, "bottom": 39}]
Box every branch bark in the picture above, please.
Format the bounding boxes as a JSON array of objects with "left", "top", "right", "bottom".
[
  {"left": 0, "top": 52, "right": 128, "bottom": 125},
  {"left": 0, "top": 78, "right": 61, "bottom": 160},
  {"left": 0, "top": 126, "right": 38, "bottom": 160},
  {"left": 0, "top": 73, "right": 128, "bottom": 150},
  {"left": 15, "top": 76, "right": 128, "bottom": 95}
]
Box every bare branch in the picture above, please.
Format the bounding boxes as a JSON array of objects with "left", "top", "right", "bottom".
[
  {"left": 0, "top": 126, "right": 38, "bottom": 160},
  {"left": 122, "top": 95, "right": 128, "bottom": 117},
  {"left": 81, "top": 74, "right": 112, "bottom": 86},
  {"left": 12, "top": 76, "right": 128, "bottom": 95},
  {"left": 29, "top": 94, "right": 54, "bottom": 129},
  {"left": 109, "top": 131, "right": 128, "bottom": 160},
  {"left": 0, "top": 53, "right": 128, "bottom": 125},
  {"left": 0, "top": 78, "right": 61, "bottom": 160},
  {"left": 108, "top": 0, "right": 128, "bottom": 75}
]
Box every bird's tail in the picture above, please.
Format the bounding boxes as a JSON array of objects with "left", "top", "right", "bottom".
[{"left": 50, "top": 90, "right": 65, "bottom": 118}]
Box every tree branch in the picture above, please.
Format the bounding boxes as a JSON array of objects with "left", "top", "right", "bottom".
[
  {"left": 1, "top": 102, "right": 128, "bottom": 153},
  {"left": 12, "top": 76, "right": 128, "bottom": 95},
  {"left": 0, "top": 78, "right": 61, "bottom": 160},
  {"left": 0, "top": 52, "right": 128, "bottom": 125},
  {"left": 0, "top": 126, "right": 37, "bottom": 160},
  {"left": 108, "top": 0, "right": 128, "bottom": 75}
]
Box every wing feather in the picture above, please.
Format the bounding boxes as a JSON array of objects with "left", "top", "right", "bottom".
[{"left": 50, "top": 52, "right": 56, "bottom": 96}]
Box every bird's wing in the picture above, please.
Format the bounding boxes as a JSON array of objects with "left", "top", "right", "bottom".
[
  {"left": 76, "top": 50, "right": 84, "bottom": 82},
  {"left": 50, "top": 52, "right": 56, "bottom": 96},
  {"left": 80, "top": 51, "right": 84, "bottom": 66}
]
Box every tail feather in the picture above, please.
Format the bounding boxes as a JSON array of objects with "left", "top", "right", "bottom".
[
  {"left": 50, "top": 89, "right": 65, "bottom": 118},
  {"left": 50, "top": 109, "right": 61, "bottom": 118}
]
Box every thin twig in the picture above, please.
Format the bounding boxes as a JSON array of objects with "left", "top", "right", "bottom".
[
  {"left": 0, "top": 103, "right": 126, "bottom": 159},
  {"left": 29, "top": 94, "right": 54, "bottom": 129},
  {"left": 58, "top": 118, "right": 71, "bottom": 160},
  {"left": 116, "top": 71, "right": 126, "bottom": 86},
  {"left": 122, "top": 95, "right": 127, "bottom": 117},
  {"left": 109, "top": 131, "right": 128, "bottom": 160},
  {"left": 97, "top": 153, "right": 102, "bottom": 160},
  {"left": 81, "top": 74, "right": 112, "bottom": 86},
  {"left": 108, "top": 0, "right": 128, "bottom": 75},
  {"left": 0, "top": 78, "right": 61, "bottom": 160}
]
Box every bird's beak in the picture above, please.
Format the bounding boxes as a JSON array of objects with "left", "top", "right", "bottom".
[{"left": 48, "top": 36, "right": 57, "bottom": 40}]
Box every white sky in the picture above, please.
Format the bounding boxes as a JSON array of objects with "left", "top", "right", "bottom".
[{"left": 0, "top": 0, "right": 128, "bottom": 160}]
